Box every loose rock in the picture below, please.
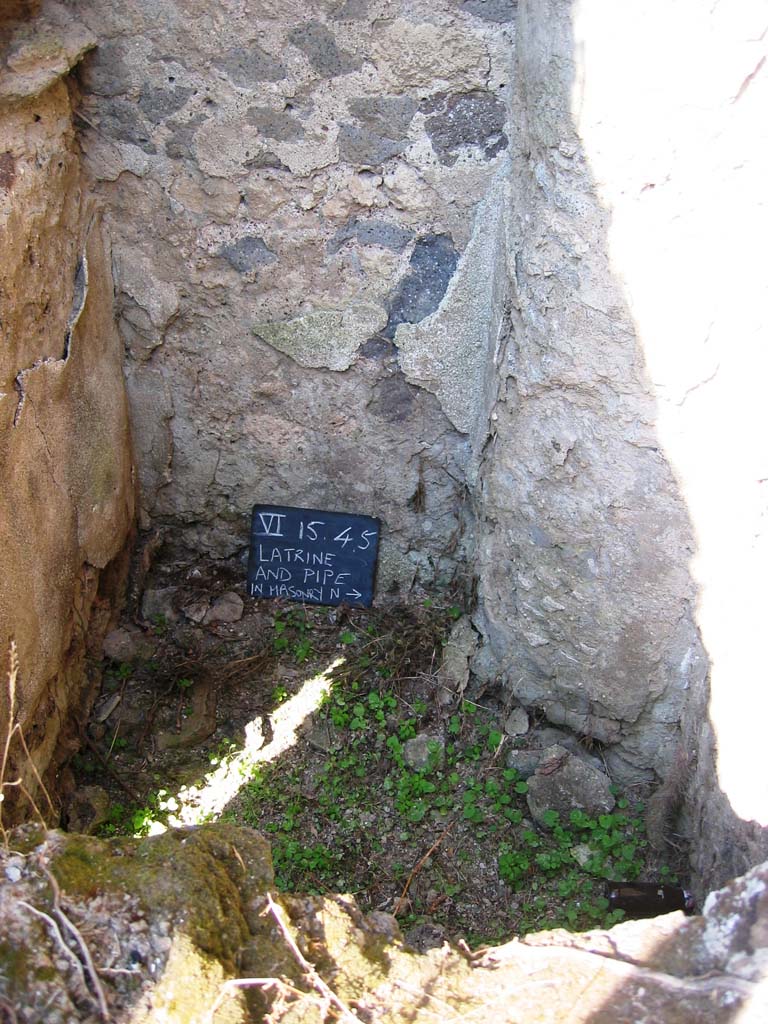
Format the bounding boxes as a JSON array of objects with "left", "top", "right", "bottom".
[
  {"left": 204, "top": 591, "right": 245, "bottom": 624},
  {"left": 102, "top": 626, "right": 155, "bottom": 662},
  {"left": 506, "top": 748, "right": 543, "bottom": 779},
  {"left": 141, "top": 586, "right": 179, "bottom": 623},
  {"left": 182, "top": 597, "right": 210, "bottom": 623},
  {"left": 66, "top": 785, "right": 112, "bottom": 834},
  {"left": 504, "top": 706, "right": 529, "bottom": 737},
  {"left": 1, "top": 826, "right": 767, "bottom": 1024},
  {"left": 437, "top": 616, "right": 478, "bottom": 704},
  {"left": 403, "top": 733, "right": 444, "bottom": 771},
  {"left": 526, "top": 744, "right": 615, "bottom": 827}
]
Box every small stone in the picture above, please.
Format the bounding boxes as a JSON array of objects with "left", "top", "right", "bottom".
[
  {"left": 532, "top": 727, "right": 604, "bottom": 772},
  {"left": 504, "top": 707, "right": 529, "bottom": 737},
  {"left": 327, "top": 216, "right": 413, "bottom": 255},
  {"left": 505, "top": 749, "right": 543, "bottom": 779},
  {"left": 303, "top": 717, "right": 337, "bottom": 753},
  {"left": 288, "top": 20, "right": 361, "bottom": 78},
  {"left": 383, "top": 232, "right": 460, "bottom": 338},
  {"left": 204, "top": 591, "right": 244, "bottom": 624},
  {"left": 66, "top": 786, "right": 112, "bottom": 835},
  {"left": 403, "top": 733, "right": 444, "bottom": 771},
  {"left": 102, "top": 626, "right": 154, "bottom": 662},
  {"left": 92, "top": 691, "right": 122, "bottom": 723},
  {"left": 437, "top": 616, "right": 478, "bottom": 703},
  {"left": 157, "top": 679, "right": 217, "bottom": 750},
  {"left": 141, "top": 587, "right": 179, "bottom": 623},
  {"left": 218, "top": 235, "right": 277, "bottom": 274},
  {"left": 570, "top": 843, "right": 593, "bottom": 868},
  {"left": 404, "top": 922, "right": 446, "bottom": 952},
  {"left": 4, "top": 863, "right": 22, "bottom": 883},
  {"left": 183, "top": 598, "right": 210, "bottom": 624},
  {"left": 423, "top": 90, "right": 508, "bottom": 166}
]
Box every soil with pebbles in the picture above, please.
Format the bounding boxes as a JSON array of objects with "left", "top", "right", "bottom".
[{"left": 69, "top": 560, "right": 678, "bottom": 947}]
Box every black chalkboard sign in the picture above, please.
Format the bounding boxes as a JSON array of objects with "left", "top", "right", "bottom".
[{"left": 247, "top": 505, "right": 380, "bottom": 608}]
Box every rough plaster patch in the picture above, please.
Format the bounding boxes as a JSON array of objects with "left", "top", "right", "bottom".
[
  {"left": 192, "top": 116, "right": 267, "bottom": 179},
  {"left": 80, "top": 135, "right": 152, "bottom": 181},
  {"left": 252, "top": 303, "right": 387, "bottom": 370},
  {"left": 371, "top": 20, "right": 489, "bottom": 91},
  {"left": 331, "top": 0, "right": 371, "bottom": 19},
  {"left": 113, "top": 250, "right": 179, "bottom": 328},
  {"left": 395, "top": 162, "right": 509, "bottom": 433},
  {"left": 248, "top": 81, "right": 384, "bottom": 177}
]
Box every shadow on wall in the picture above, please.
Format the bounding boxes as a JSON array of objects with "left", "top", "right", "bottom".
[{"left": 475, "top": 0, "right": 767, "bottom": 911}]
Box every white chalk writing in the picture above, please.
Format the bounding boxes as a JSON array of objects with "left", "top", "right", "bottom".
[
  {"left": 256, "top": 512, "right": 286, "bottom": 537},
  {"left": 249, "top": 506, "right": 379, "bottom": 607}
]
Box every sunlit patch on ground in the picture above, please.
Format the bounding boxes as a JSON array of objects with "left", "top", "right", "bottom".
[{"left": 146, "top": 659, "right": 345, "bottom": 832}]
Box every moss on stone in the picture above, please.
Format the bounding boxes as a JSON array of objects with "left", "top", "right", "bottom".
[
  {"left": 48, "top": 825, "right": 274, "bottom": 971},
  {"left": 252, "top": 304, "right": 388, "bottom": 371}
]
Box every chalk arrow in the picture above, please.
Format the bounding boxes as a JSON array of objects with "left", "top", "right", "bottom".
[{"left": 346, "top": 589, "right": 362, "bottom": 600}]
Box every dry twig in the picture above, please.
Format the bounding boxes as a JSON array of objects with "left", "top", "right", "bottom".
[
  {"left": 81, "top": 734, "right": 141, "bottom": 804},
  {"left": 17, "top": 900, "right": 89, "bottom": 989},
  {"left": 1, "top": 641, "right": 55, "bottom": 843},
  {"left": 265, "top": 894, "right": 363, "bottom": 1023},
  {"left": 393, "top": 822, "right": 455, "bottom": 918},
  {"left": 210, "top": 894, "right": 363, "bottom": 1024},
  {"left": 39, "top": 861, "right": 110, "bottom": 1022},
  {"left": 206, "top": 977, "right": 319, "bottom": 1024},
  {"left": 0, "top": 996, "right": 19, "bottom": 1024}
]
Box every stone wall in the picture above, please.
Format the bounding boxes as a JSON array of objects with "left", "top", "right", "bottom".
[
  {"left": 62, "top": 0, "right": 768, "bottom": 890},
  {"left": 67, "top": 0, "right": 516, "bottom": 593},
  {"left": 0, "top": 2, "right": 135, "bottom": 821},
  {"left": 471, "top": 0, "right": 708, "bottom": 787},
  {"left": 472, "top": 0, "right": 768, "bottom": 891}
]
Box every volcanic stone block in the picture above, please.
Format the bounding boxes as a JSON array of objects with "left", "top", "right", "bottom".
[
  {"left": 288, "top": 20, "right": 361, "bottom": 77},
  {"left": 214, "top": 45, "right": 286, "bottom": 86},
  {"left": 328, "top": 216, "right": 414, "bottom": 254},
  {"left": 218, "top": 235, "right": 277, "bottom": 274},
  {"left": 384, "top": 233, "right": 459, "bottom": 337},
  {"left": 424, "top": 90, "right": 508, "bottom": 165}
]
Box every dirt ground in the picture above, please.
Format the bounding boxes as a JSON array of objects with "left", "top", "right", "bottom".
[{"left": 69, "top": 559, "right": 686, "bottom": 947}]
